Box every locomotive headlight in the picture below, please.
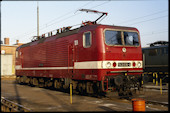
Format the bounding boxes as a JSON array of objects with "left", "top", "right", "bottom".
[
  {"left": 106, "top": 62, "right": 111, "bottom": 68},
  {"left": 137, "top": 62, "right": 141, "bottom": 68}
]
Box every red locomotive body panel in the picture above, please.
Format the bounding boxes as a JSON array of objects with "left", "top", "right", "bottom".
[
  {"left": 16, "top": 24, "right": 143, "bottom": 80},
  {"left": 16, "top": 24, "right": 143, "bottom": 94}
]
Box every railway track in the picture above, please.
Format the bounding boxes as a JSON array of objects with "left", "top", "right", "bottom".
[
  {"left": 1, "top": 97, "right": 32, "bottom": 112},
  {"left": 102, "top": 90, "right": 168, "bottom": 107},
  {"left": 106, "top": 96, "right": 168, "bottom": 107},
  {"left": 1, "top": 78, "right": 168, "bottom": 112},
  {"left": 17, "top": 82, "right": 169, "bottom": 108}
]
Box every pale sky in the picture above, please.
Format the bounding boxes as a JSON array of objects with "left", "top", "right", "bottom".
[{"left": 1, "top": 0, "right": 168, "bottom": 47}]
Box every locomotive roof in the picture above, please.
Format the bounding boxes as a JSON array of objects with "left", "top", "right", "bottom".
[
  {"left": 142, "top": 41, "right": 168, "bottom": 50},
  {"left": 16, "top": 24, "right": 138, "bottom": 51},
  {"left": 142, "top": 45, "right": 168, "bottom": 50}
]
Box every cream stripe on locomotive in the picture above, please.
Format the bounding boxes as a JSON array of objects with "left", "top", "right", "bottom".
[
  {"left": 75, "top": 60, "right": 143, "bottom": 69},
  {"left": 15, "top": 65, "right": 74, "bottom": 70},
  {"left": 16, "top": 60, "right": 142, "bottom": 70}
]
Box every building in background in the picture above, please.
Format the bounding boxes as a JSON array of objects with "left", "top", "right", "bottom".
[{"left": 1, "top": 38, "right": 24, "bottom": 76}]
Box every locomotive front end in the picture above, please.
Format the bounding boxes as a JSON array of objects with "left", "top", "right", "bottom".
[{"left": 98, "top": 26, "right": 143, "bottom": 96}]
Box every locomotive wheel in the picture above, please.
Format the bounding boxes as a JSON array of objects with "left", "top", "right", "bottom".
[
  {"left": 44, "top": 79, "right": 52, "bottom": 88},
  {"left": 118, "top": 86, "right": 133, "bottom": 97},
  {"left": 78, "top": 83, "right": 83, "bottom": 94},
  {"left": 86, "top": 82, "right": 94, "bottom": 94},
  {"left": 38, "top": 80, "right": 45, "bottom": 88},
  {"left": 18, "top": 76, "right": 24, "bottom": 84},
  {"left": 20, "top": 76, "right": 24, "bottom": 84},
  {"left": 44, "top": 80, "right": 52, "bottom": 88},
  {"left": 92, "top": 83, "right": 99, "bottom": 94},
  {"left": 18, "top": 77, "right": 21, "bottom": 84},
  {"left": 54, "top": 79, "right": 62, "bottom": 89},
  {"left": 29, "top": 77, "right": 34, "bottom": 86},
  {"left": 25, "top": 77, "right": 30, "bottom": 84},
  {"left": 114, "top": 76, "right": 123, "bottom": 86},
  {"left": 38, "top": 83, "right": 44, "bottom": 88},
  {"left": 33, "top": 78, "right": 39, "bottom": 86},
  {"left": 82, "top": 83, "right": 86, "bottom": 92},
  {"left": 118, "top": 88, "right": 123, "bottom": 96},
  {"left": 16, "top": 76, "right": 20, "bottom": 84},
  {"left": 54, "top": 80, "right": 57, "bottom": 89},
  {"left": 38, "top": 78, "right": 45, "bottom": 88},
  {"left": 77, "top": 82, "right": 88, "bottom": 94}
]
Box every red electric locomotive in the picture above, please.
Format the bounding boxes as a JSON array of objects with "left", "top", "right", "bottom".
[{"left": 15, "top": 9, "right": 143, "bottom": 96}]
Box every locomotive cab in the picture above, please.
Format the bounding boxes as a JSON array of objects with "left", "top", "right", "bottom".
[
  {"left": 95, "top": 25, "right": 143, "bottom": 95},
  {"left": 74, "top": 24, "right": 143, "bottom": 95}
]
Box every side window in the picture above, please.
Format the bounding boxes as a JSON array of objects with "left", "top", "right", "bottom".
[
  {"left": 161, "top": 47, "right": 168, "bottom": 55},
  {"left": 157, "top": 49, "right": 161, "bottom": 55},
  {"left": 149, "top": 49, "right": 157, "bottom": 56},
  {"left": 124, "top": 32, "right": 139, "bottom": 46},
  {"left": 105, "top": 30, "right": 122, "bottom": 45},
  {"left": 165, "top": 47, "right": 168, "bottom": 54},
  {"left": 83, "top": 31, "right": 92, "bottom": 48}
]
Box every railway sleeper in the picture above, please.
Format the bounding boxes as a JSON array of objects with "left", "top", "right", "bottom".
[{"left": 1, "top": 97, "right": 32, "bottom": 112}]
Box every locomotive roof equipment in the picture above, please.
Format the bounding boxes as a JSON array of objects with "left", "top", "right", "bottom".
[
  {"left": 148, "top": 41, "right": 169, "bottom": 47},
  {"left": 78, "top": 9, "right": 108, "bottom": 24},
  {"left": 32, "top": 9, "right": 108, "bottom": 41}
]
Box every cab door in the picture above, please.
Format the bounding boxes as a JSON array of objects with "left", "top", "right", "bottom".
[{"left": 68, "top": 40, "right": 79, "bottom": 78}]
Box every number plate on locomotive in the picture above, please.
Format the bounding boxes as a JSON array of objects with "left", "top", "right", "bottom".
[{"left": 118, "top": 63, "right": 131, "bottom": 67}]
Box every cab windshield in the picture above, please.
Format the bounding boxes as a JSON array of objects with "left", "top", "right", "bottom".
[{"left": 105, "top": 30, "right": 139, "bottom": 46}]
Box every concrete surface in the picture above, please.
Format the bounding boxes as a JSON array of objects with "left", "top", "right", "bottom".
[{"left": 1, "top": 78, "right": 168, "bottom": 112}]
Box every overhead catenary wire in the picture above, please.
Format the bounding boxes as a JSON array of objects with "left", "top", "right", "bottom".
[
  {"left": 38, "top": 1, "right": 111, "bottom": 36},
  {"left": 34, "top": 1, "right": 111, "bottom": 38},
  {"left": 117, "top": 9, "right": 168, "bottom": 24},
  {"left": 38, "top": 1, "right": 93, "bottom": 30},
  {"left": 141, "top": 30, "right": 168, "bottom": 36},
  {"left": 10, "top": 1, "right": 167, "bottom": 44},
  {"left": 115, "top": 9, "right": 168, "bottom": 40},
  {"left": 12, "top": 1, "right": 94, "bottom": 41},
  {"left": 89, "top": 0, "right": 110, "bottom": 9},
  {"left": 12, "top": 1, "right": 112, "bottom": 42},
  {"left": 128, "top": 15, "right": 168, "bottom": 26},
  {"left": 42, "top": 1, "right": 111, "bottom": 30}
]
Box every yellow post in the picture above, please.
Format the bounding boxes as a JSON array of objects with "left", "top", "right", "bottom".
[
  {"left": 1, "top": 105, "right": 5, "bottom": 112},
  {"left": 153, "top": 73, "right": 155, "bottom": 84},
  {"left": 156, "top": 73, "right": 158, "bottom": 86},
  {"left": 141, "top": 74, "right": 144, "bottom": 85},
  {"left": 160, "top": 78, "right": 162, "bottom": 95},
  {"left": 12, "top": 65, "right": 15, "bottom": 75},
  {"left": 70, "top": 83, "right": 72, "bottom": 104}
]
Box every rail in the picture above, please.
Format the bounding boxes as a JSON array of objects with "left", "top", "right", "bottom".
[
  {"left": 142, "top": 72, "right": 168, "bottom": 95},
  {"left": 143, "top": 72, "right": 168, "bottom": 84},
  {"left": 1, "top": 97, "right": 32, "bottom": 112}
]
